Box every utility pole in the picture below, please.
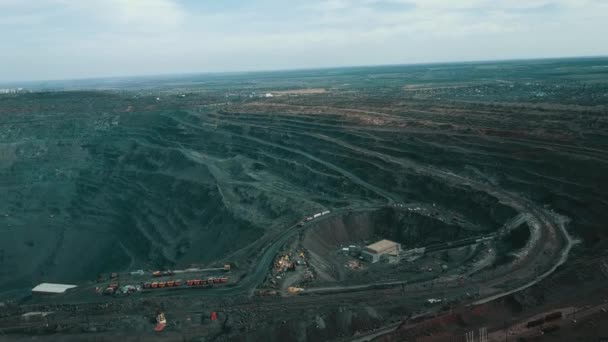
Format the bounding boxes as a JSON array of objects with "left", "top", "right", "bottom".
[
  {"left": 465, "top": 330, "right": 476, "bottom": 342},
  {"left": 478, "top": 327, "right": 487, "bottom": 342}
]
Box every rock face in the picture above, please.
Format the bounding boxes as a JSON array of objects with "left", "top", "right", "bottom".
[
  {"left": 2, "top": 60, "right": 608, "bottom": 299},
  {"left": 0, "top": 95, "right": 275, "bottom": 293}
]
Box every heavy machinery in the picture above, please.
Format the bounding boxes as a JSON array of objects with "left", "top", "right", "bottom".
[
  {"left": 103, "top": 283, "right": 119, "bottom": 295},
  {"left": 155, "top": 311, "right": 167, "bottom": 332},
  {"left": 288, "top": 287, "right": 304, "bottom": 294}
]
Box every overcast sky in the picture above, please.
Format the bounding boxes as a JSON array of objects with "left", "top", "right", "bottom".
[{"left": 1, "top": 0, "right": 607, "bottom": 82}]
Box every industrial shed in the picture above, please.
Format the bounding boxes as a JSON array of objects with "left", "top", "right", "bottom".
[
  {"left": 361, "top": 239, "right": 401, "bottom": 263},
  {"left": 32, "top": 283, "right": 77, "bottom": 294}
]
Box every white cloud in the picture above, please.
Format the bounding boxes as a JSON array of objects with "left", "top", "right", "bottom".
[
  {"left": 0, "top": 0, "right": 607, "bottom": 81},
  {"left": 63, "top": 0, "right": 186, "bottom": 32},
  {"left": 0, "top": 0, "right": 186, "bottom": 31}
]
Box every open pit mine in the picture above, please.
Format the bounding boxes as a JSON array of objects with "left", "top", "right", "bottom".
[{"left": 1, "top": 58, "right": 607, "bottom": 341}]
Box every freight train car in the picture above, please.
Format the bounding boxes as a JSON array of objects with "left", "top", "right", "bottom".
[
  {"left": 143, "top": 276, "right": 228, "bottom": 291},
  {"left": 526, "top": 318, "right": 545, "bottom": 328},
  {"left": 545, "top": 312, "right": 563, "bottom": 322}
]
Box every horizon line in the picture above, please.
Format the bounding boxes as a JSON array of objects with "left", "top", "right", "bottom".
[{"left": 2, "top": 54, "right": 607, "bottom": 87}]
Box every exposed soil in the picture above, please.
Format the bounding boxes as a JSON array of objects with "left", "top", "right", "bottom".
[{"left": 0, "top": 58, "right": 607, "bottom": 341}]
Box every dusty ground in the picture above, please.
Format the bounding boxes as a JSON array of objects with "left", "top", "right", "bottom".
[
  {"left": 271, "top": 88, "right": 327, "bottom": 96},
  {"left": 0, "top": 58, "right": 607, "bottom": 340}
]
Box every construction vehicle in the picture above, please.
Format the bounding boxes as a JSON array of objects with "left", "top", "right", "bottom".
[
  {"left": 153, "top": 270, "right": 174, "bottom": 277},
  {"left": 118, "top": 285, "right": 138, "bottom": 295},
  {"left": 155, "top": 311, "right": 167, "bottom": 332},
  {"left": 288, "top": 287, "right": 304, "bottom": 294},
  {"left": 103, "top": 283, "right": 119, "bottom": 295}
]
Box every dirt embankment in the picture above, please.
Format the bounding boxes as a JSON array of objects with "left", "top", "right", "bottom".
[{"left": 303, "top": 207, "right": 485, "bottom": 256}]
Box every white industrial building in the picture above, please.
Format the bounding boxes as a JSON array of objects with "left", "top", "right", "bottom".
[
  {"left": 32, "top": 283, "right": 77, "bottom": 294},
  {"left": 361, "top": 239, "right": 401, "bottom": 263}
]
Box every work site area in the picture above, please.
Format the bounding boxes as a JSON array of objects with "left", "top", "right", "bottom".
[{"left": 1, "top": 58, "right": 608, "bottom": 341}]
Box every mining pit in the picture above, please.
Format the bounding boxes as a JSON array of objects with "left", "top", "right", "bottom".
[{"left": 0, "top": 58, "right": 607, "bottom": 341}]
